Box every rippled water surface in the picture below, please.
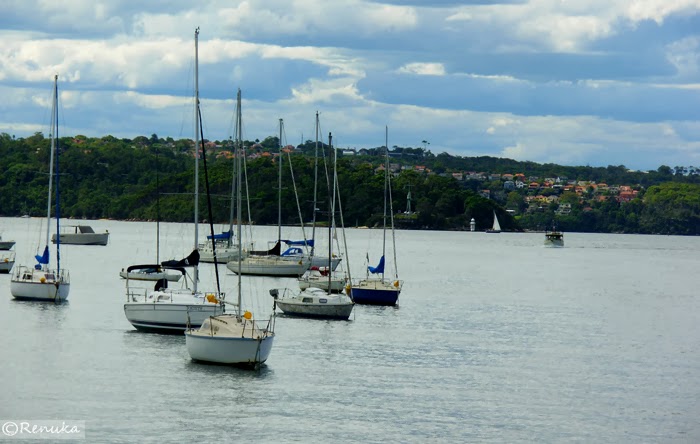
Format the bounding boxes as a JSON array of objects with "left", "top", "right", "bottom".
[{"left": 1, "top": 217, "right": 699, "bottom": 443}]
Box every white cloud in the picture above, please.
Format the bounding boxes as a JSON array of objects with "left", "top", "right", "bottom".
[{"left": 398, "top": 62, "right": 446, "bottom": 75}]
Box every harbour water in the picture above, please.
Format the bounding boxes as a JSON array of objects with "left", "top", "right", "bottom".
[{"left": 1, "top": 217, "right": 699, "bottom": 443}]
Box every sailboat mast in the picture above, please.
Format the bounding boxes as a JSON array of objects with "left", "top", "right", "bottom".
[
  {"left": 382, "top": 126, "right": 388, "bottom": 279},
  {"left": 311, "top": 112, "right": 319, "bottom": 258},
  {"left": 327, "top": 133, "right": 333, "bottom": 291},
  {"left": 236, "top": 90, "right": 243, "bottom": 318},
  {"left": 193, "top": 27, "right": 200, "bottom": 293},
  {"left": 227, "top": 135, "right": 235, "bottom": 248},
  {"left": 278, "top": 119, "right": 283, "bottom": 243},
  {"left": 53, "top": 75, "right": 61, "bottom": 274}
]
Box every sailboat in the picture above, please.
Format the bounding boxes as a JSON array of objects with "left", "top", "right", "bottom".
[
  {"left": 226, "top": 118, "right": 310, "bottom": 277},
  {"left": 10, "top": 75, "right": 71, "bottom": 302},
  {"left": 119, "top": 144, "right": 182, "bottom": 283},
  {"left": 186, "top": 88, "right": 275, "bottom": 366},
  {"left": 123, "top": 28, "right": 224, "bottom": 332},
  {"left": 273, "top": 131, "right": 354, "bottom": 320},
  {"left": 298, "top": 113, "right": 346, "bottom": 292},
  {"left": 350, "top": 127, "right": 403, "bottom": 306},
  {"left": 486, "top": 210, "right": 501, "bottom": 233}
]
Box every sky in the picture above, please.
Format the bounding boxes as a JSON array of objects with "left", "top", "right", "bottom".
[{"left": 1, "top": 0, "right": 700, "bottom": 171}]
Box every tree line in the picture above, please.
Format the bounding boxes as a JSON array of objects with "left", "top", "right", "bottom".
[{"left": 1, "top": 132, "right": 699, "bottom": 235}]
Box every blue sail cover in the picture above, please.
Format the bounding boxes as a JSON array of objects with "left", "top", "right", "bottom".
[
  {"left": 283, "top": 239, "right": 314, "bottom": 247},
  {"left": 35, "top": 246, "right": 49, "bottom": 265},
  {"left": 207, "top": 230, "right": 232, "bottom": 240},
  {"left": 368, "top": 255, "right": 385, "bottom": 274}
]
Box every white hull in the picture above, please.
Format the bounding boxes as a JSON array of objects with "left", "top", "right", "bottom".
[
  {"left": 186, "top": 315, "right": 274, "bottom": 365},
  {"left": 123, "top": 300, "right": 224, "bottom": 332},
  {"left": 0, "top": 252, "right": 15, "bottom": 273},
  {"left": 227, "top": 256, "right": 310, "bottom": 277},
  {"left": 298, "top": 275, "right": 346, "bottom": 292},
  {"left": 10, "top": 266, "right": 70, "bottom": 301},
  {"left": 276, "top": 299, "right": 353, "bottom": 320},
  {"left": 199, "top": 245, "right": 243, "bottom": 263},
  {"left": 119, "top": 270, "right": 182, "bottom": 282},
  {"left": 309, "top": 256, "right": 341, "bottom": 271},
  {"left": 52, "top": 232, "right": 109, "bottom": 246}
]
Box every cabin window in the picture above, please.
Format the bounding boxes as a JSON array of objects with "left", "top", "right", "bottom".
[
  {"left": 302, "top": 298, "right": 313, "bottom": 303},
  {"left": 319, "top": 298, "right": 328, "bottom": 304}
]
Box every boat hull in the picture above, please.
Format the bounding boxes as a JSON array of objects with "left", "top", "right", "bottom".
[
  {"left": 227, "top": 257, "right": 310, "bottom": 277},
  {"left": 308, "top": 256, "right": 341, "bottom": 271},
  {"left": 544, "top": 239, "right": 564, "bottom": 247},
  {"left": 351, "top": 279, "right": 401, "bottom": 306},
  {"left": 52, "top": 233, "right": 109, "bottom": 246},
  {"left": 10, "top": 266, "right": 70, "bottom": 301},
  {"left": 119, "top": 270, "right": 182, "bottom": 282},
  {"left": 0, "top": 241, "right": 15, "bottom": 250},
  {"left": 199, "top": 245, "right": 243, "bottom": 263},
  {"left": 298, "top": 276, "right": 346, "bottom": 293},
  {"left": 123, "top": 302, "right": 224, "bottom": 333},
  {"left": 276, "top": 299, "right": 353, "bottom": 320},
  {"left": 186, "top": 331, "right": 274, "bottom": 365},
  {"left": 0, "top": 252, "right": 15, "bottom": 274}
]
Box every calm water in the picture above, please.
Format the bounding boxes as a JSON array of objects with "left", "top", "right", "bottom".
[{"left": 1, "top": 217, "right": 699, "bottom": 443}]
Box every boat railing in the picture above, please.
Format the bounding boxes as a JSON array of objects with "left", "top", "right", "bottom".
[{"left": 13, "top": 265, "right": 70, "bottom": 284}]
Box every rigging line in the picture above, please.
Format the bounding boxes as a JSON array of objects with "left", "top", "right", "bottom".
[
  {"left": 198, "top": 102, "right": 221, "bottom": 296},
  {"left": 286, "top": 150, "right": 308, "bottom": 245}
]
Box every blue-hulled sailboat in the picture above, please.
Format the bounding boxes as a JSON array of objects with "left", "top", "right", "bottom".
[{"left": 350, "top": 126, "right": 403, "bottom": 306}]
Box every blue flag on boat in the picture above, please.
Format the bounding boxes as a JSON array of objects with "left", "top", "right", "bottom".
[
  {"left": 368, "top": 255, "right": 385, "bottom": 274},
  {"left": 35, "top": 245, "right": 49, "bottom": 265}
]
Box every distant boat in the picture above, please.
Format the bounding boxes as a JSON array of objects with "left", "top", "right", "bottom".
[
  {"left": 544, "top": 225, "right": 564, "bottom": 247},
  {"left": 11, "top": 75, "right": 70, "bottom": 302},
  {"left": 52, "top": 225, "right": 109, "bottom": 246},
  {"left": 486, "top": 210, "right": 501, "bottom": 233}
]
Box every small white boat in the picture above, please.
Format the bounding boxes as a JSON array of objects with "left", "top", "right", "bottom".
[
  {"left": 119, "top": 265, "right": 182, "bottom": 282},
  {"left": 486, "top": 210, "right": 501, "bottom": 233},
  {"left": 52, "top": 225, "right": 109, "bottom": 246},
  {"left": 186, "top": 313, "right": 275, "bottom": 366},
  {"left": 271, "top": 287, "right": 354, "bottom": 320},
  {"left": 11, "top": 75, "right": 70, "bottom": 302},
  {"left": 199, "top": 240, "right": 244, "bottom": 263},
  {"left": 0, "top": 235, "right": 15, "bottom": 250},
  {"left": 0, "top": 251, "right": 15, "bottom": 274}
]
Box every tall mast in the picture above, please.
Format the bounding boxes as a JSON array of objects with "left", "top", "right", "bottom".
[
  {"left": 227, "top": 135, "right": 235, "bottom": 248},
  {"left": 193, "top": 27, "right": 200, "bottom": 293},
  {"left": 52, "top": 75, "right": 61, "bottom": 273},
  {"left": 236, "top": 89, "right": 243, "bottom": 318},
  {"left": 327, "top": 132, "right": 334, "bottom": 293},
  {"left": 382, "top": 126, "right": 388, "bottom": 280},
  {"left": 311, "top": 112, "right": 319, "bottom": 257},
  {"left": 278, "top": 119, "right": 283, "bottom": 243}
]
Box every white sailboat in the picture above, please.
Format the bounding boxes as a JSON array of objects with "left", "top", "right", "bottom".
[
  {"left": 298, "top": 113, "right": 346, "bottom": 292},
  {"left": 273, "top": 131, "right": 354, "bottom": 320},
  {"left": 350, "top": 127, "right": 403, "bottom": 306},
  {"left": 486, "top": 210, "right": 501, "bottom": 233},
  {"left": 226, "top": 118, "right": 310, "bottom": 277},
  {"left": 11, "top": 75, "right": 71, "bottom": 302},
  {"left": 123, "top": 28, "right": 224, "bottom": 332},
  {"left": 119, "top": 134, "right": 181, "bottom": 283},
  {"left": 186, "top": 88, "right": 275, "bottom": 366}
]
